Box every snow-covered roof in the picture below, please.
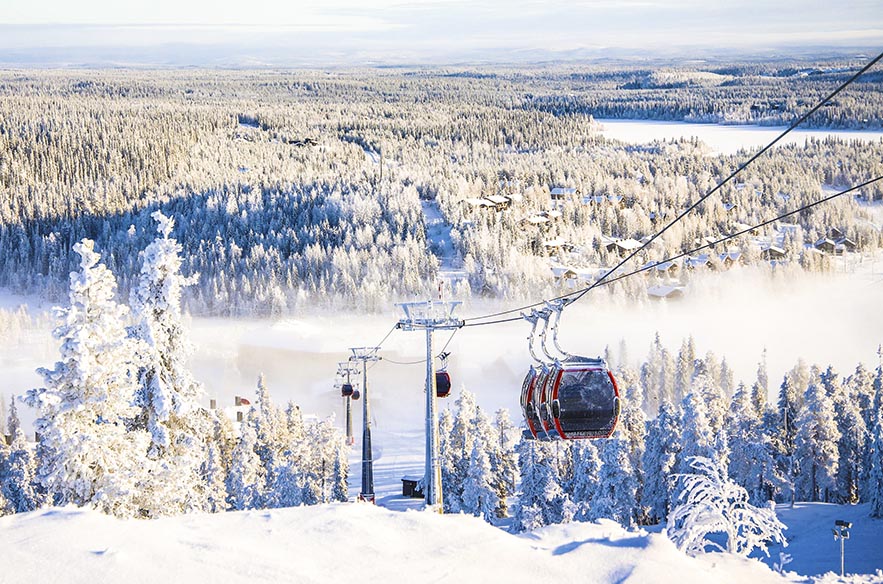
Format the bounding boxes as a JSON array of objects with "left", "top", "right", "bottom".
[
  {"left": 647, "top": 285, "right": 685, "bottom": 299},
  {"left": 719, "top": 251, "right": 742, "bottom": 262},
  {"left": 614, "top": 238, "right": 642, "bottom": 251},
  {"left": 684, "top": 254, "right": 711, "bottom": 268},
  {"left": 550, "top": 187, "right": 577, "bottom": 196},
  {"left": 550, "top": 265, "right": 577, "bottom": 277},
  {"left": 526, "top": 214, "right": 549, "bottom": 224},
  {"left": 641, "top": 260, "right": 677, "bottom": 273},
  {"left": 486, "top": 195, "right": 510, "bottom": 205}
]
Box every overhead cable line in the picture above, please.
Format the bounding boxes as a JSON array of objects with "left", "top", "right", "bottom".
[
  {"left": 381, "top": 327, "right": 460, "bottom": 365},
  {"left": 457, "top": 175, "right": 883, "bottom": 329},
  {"left": 463, "top": 50, "right": 883, "bottom": 323}
]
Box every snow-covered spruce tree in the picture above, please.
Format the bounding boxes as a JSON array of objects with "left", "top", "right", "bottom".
[
  {"left": 727, "top": 384, "right": 780, "bottom": 505},
  {"left": 491, "top": 409, "right": 518, "bottom": 518},
  {"left": 674, "top": 336, "right": 697, "bottom": 404},
  {"left": 570, "top": 441, "right": 601, "bottom": 522},
  {"left": 511, "top": 438, "right": 572, "bottom": 532},
  {"left": 439, "top": 408, "right": 458, "bottom": 513},
  {"left": 752, "top": 348, "right": 769, "bottom": 416},
  {"left": 201, "top": 432, "right": 228, "bottom": 513},
  {"left": 592, "top": 428, "right": 638, "bottom": 528},
  {"left": 25, "top": 239, "right": 147, "bottom": 517},
  {"left": 794, "top": 379, "right": 840, "bottom": 502},
  {"left": 642, "top": 400, "right": 682, "bottom": 524},
  {"left": 869, "top": 410, "right": 883, "bottom": 518},
  {"left": 678, "top": 388, "right": 722, "bottom": 474},
  {"left": 252, "top": 374, "right": 287, "bottom": 507},
  {"left": 302, "top": 417, "right": 347, "bottom": 505},
  {"left": 695, "top": 373, "right": 728, "bottom": 442},
  {"left": 270, "top": 448, "right": 305, "bottom": 508},
  {"left": 445, "top": 389, "right": 479, "bottom": 512},
  {"left": 0, "top": 422, "right": 8, "bottom": 514},
  {"left": 848, "top": 363, "right": 877, "bottom": 502},
  {"left": 667, "top": 457, "right": 786, "bottom": 557},
  {"left": 461, "top": 442, "right": 499, "bottom": 522},
  {"left": 330, "top": 439, "right": 349, "bottom": 503},
  {"left": 617, "top": 367, "right": 647, "bottom": 523},
  {"left": 129, "top": 212, "right": 204, "bottom": 516},
  {"left": 1, "top": 398, "right": 39, "bottom": 513},
  {"left": 832, "top": 375, "right": 867, "bottom": 504},
  {"left": 226, "top": 409, "right": 263, "bottom": 511}
]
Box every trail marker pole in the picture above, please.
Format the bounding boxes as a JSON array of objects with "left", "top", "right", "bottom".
[{"left": 833, "top": 520, "right": 851, "bottom": 577}]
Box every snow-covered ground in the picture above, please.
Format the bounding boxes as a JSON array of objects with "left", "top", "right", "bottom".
[
  {"left": 0, "top": 502, "right": 814, "bottom": 584},
  {"left": 596, "top": 119, "right": 883, "bottom": 155},
  {"left": 2, "top": 496, "right": 882, "bottom": 583},
  {"left": 761, "top": 503, "right": 883, "bottom": 579}
]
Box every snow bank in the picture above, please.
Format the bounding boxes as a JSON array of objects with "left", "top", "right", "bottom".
[{"left": 0, "top": 504, "right": 794, "bottom": 584}]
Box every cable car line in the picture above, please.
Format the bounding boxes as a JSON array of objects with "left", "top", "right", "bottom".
[
  {"left": 379, "top": 328, "right": 459, "bottom": 365},
  {"left": 461, "top": 50, "right": 883, "bottom": 325},
  {"left": 343, "top": 54, "right": 883, "bottom": 445}
]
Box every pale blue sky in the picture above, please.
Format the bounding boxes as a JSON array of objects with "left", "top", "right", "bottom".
[{"left": 1, "top": 0, "right": 881, "bottom": 64}]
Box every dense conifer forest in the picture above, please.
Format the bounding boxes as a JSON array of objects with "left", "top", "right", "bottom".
[{"left": 1, "top": 59, "right": 882, "bottom": 313}]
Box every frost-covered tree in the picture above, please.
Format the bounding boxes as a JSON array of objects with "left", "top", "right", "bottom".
[
  {"left": 752, "top": 348, "right": 769, "bottom": 415},
  {"left": 728, "top": 385, "right": 780, "bottom": 505},
  {"left": 511, "top": 439, "right": 571, "bottom": 532},
  {"left": 252, "top": 374, "right": 287, "bottom": 506},
  {"left": 25, "top": 239, "right": 147, "bottom": 517},
  {"left": 617, "top": 367, "right": 646, "bottom": 520},
  {"left": 679, "top": 389, "right": 723, "bottom": 474},
  {"left": 869, "top": 411, "right": 883, "bottom": 518},
  {"left": 226, "top": 410, "right": 262, "bottom": 511},
  {"left": 1, "top": 398, "right": 39, "bottom": 513},
  {"left": 832, "top": 378, "right": 867, "bottom": 504},
  {"left": 442, "top": 389, "right": 502, "bottom": 515},
  {"left": 461, "top": 443, "right": 499, "bottom": 522},
  {"left": 330, "top": 442, "right": 350, "bottom": 503},
  {"left": 794, "top": 380, "right": 840, "bottom": 502},
  {"left": 719, "top": 357, "right": 735, "bottom": 398},
  {"left": 269, "top": 448, "right": 305, "bottom": 508},
  {"left": 592, "top": 430, "right": 638, "bottom": 528},
  {"left": 438, "top": 408, "right": 458, "bottom": 512},
  {"left": 667, "top": 457, "right": 786, "bottom": 557},
  {"left": 642, "top": 400, "right": 681, "bottom": 523},
  {"left": 491, "top": 408, "right": 518, "bottom": 518},
  {"left": 202, "top": 435, "right": 228, "bottom": 513},
  {"left": 129, "top": 212, "right": 204, "bottom": 516},
  {"left": 570, "top": 441, "right": 601, "bottom": 522},
  {"left": 674, "top": 336, "right": 696, "bottom": 403}
]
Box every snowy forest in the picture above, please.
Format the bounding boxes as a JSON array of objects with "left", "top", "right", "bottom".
[
  {"left": 1, "top": 60, "right": 882, "bottom": 313},
  {"left": 2, "top": 55, "right": 883, "bottom": 570},
  {"left": 2, "top": 212, "right": 882, "bottom": 552},
  {"left": 0, "top": 216, "right": 350, "bottom": 517}
]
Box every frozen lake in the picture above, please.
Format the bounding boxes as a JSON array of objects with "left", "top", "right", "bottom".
[{"left": 596, "top": 118, "right": 883, "bottom": 155}]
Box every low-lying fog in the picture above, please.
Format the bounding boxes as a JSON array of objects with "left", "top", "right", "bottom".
[{"left": 2, "top": 260, "right": 882, "bottom": 436}]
